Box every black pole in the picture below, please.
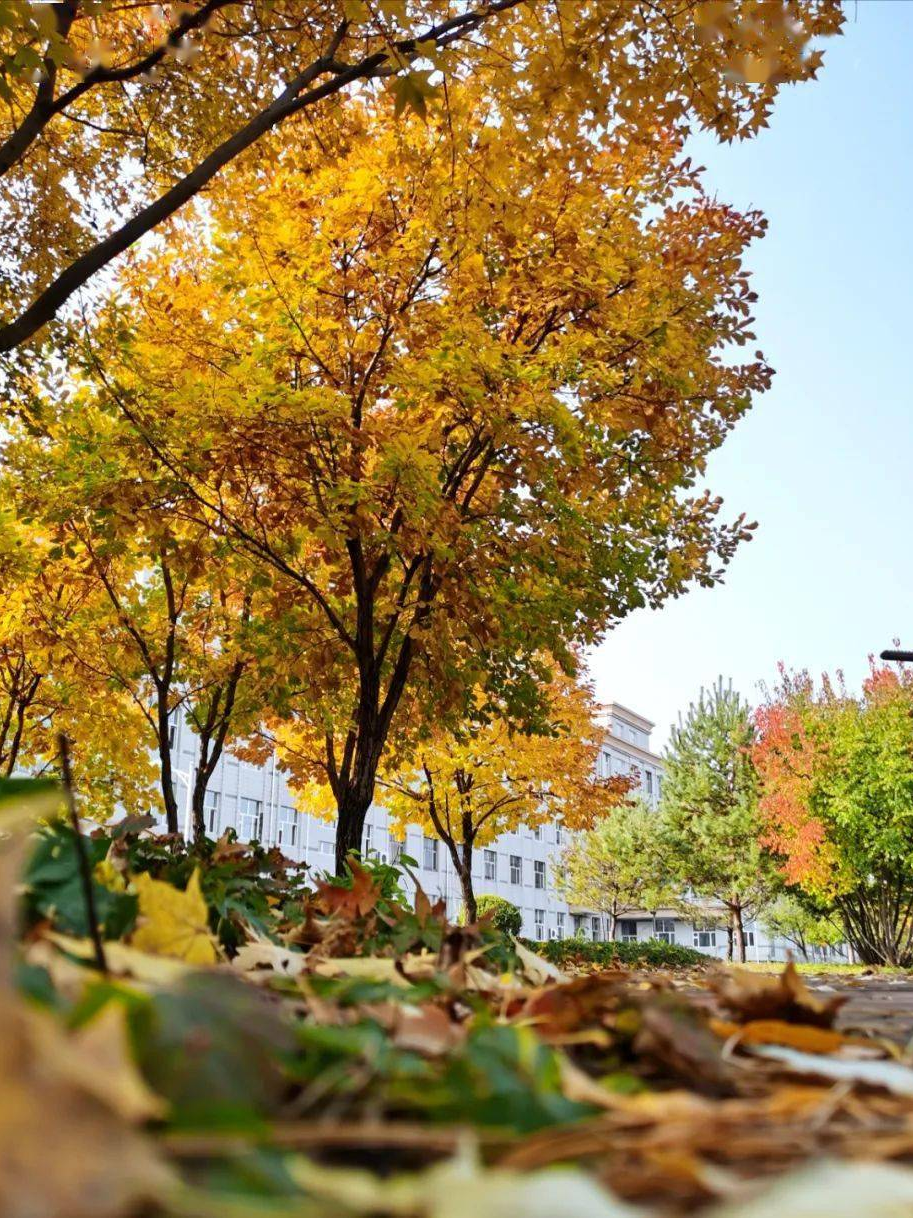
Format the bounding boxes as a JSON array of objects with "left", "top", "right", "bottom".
[{"left": 881, "top": 650, "right": 913, "bottom": 662}]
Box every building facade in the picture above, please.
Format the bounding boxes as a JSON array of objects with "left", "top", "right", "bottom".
[{"left": 164, "top": 703, "right": 846, "bottom": 962}]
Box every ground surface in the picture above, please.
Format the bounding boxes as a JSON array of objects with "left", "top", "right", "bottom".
[{"left": 806, "top": 972, "right": 913, "bottom": 1044}]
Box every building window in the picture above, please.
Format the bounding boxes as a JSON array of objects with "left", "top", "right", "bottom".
[
  {"left": 534, "top": 909, "right": 545, "bottom": 941},
  {"left": 645, "top": 771, "right": 653, "bottom": 795},
  {"left": 534, "top": 859, "right": 546, "bottom": 889},
  {"left": 654, "top": 918, "right": 675, "bottom": 944},
  {"left": 656, "top": 776, "right": 662, "bottom": 799},
  {"left": 618, "top": 919, "right": 638, "bottom": 943},
  {"left": 204, "top": 789, "right": 220, "bottom": 834},
  {"left": 556, "top": 911, "right": 565, "bottom": 939},
  {"left": 239, "top": 797, "right": 263, "bottom": 841},
  {"left": 483, "top": 849, "right": 497, "bottom": 881},
  {"left": 168, "top": 723, "right": 176, "bottom": 749},
  {"left": 390, "top": 839, "right": 404, "bottom": 864},
  {"left": 591, "top": 916, "right": 601, "bottom": 942},
  {"left": 555, "top": 823, "right": 562, "bottom": 845},
  {"left": 363, "top": 823, "right": 373, "bottom": 854},
  {"left": 533, "top": 825, "right": 542, "bottom": 840},
  {"left": 277, "top": 806, "right": 297, "bottom": 847},
  {"left": 509, "top": 854, "right": 522, "bottom": 885},
  {"left": 320, "top": 839, "right": 335, "bottom": 855},
  {"left": 693, "top": 923, "right": 717, "bottom": 949},
  {"left": 423, "top": 836, "right": 439, "bottom": 871},
  {"left": 745, "top": 929, "right": 755, "bottom": 948}
]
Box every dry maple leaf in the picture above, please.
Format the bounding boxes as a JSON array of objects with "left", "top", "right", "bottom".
[
  {"left": 710, "top": 963, "right": 847, "bottom": 1028},
  {"left": 314, "top": 857, "right": 382, "bottom": 920}
]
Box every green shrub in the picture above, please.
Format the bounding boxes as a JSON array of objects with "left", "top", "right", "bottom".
[
  {"left": 474, "top": 895, "right": 523, "bottom": 937},
  {"left": 528, "top": 936, "right": 709, "bottom": 969}
]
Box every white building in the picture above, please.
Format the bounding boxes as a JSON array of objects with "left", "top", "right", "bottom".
[{"left": 165, "top": 703, "right": 845, "bottom": 963}]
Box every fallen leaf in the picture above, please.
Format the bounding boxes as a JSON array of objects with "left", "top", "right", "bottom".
[
  {"left": 391, "top": 1003, "right": 464, "bottom": 1056},
  {"left": 130, "top": 868, "right": 219, "bottom": 965},
  {"left": 512, "top": 937, "right": 568, "bottom": 986},
  {"left": 0, "top": 993, "right": 171, "bottom": 1218},
  {"left": 750, "top": 1045, "right": 913, "bottom": 1096},
  {"left": 709, "top": 962, "right": 846, "bottom": 1028},
  {"left": 289, "top": 1148, "right": 640, "bottom": 1216},
  {"left": 315, "top": 857, "right": 383, "bottom": 919},
  {"left": 709, "top": 1018, "right": 877, "bottom": 1056},
  {"left": 310, "top": 956, "right": 410, "bottom": 985},
  {"left": 34, "top": 1001, "right": 167, "bottom": 1122},
  {"left": 709, "top": 1159, "right": 913, "bottom": 1218},
  {"left": 232, "top": 940, "right": 309, "bottom": 981},
  {"left": 47, "top": 931, "right": 192, "bottom": 985}
]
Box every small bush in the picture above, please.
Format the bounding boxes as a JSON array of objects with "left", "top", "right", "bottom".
[
  {"left": 474, "top": 895, "right": 523, "bottom": 937},
  {"left": 529, "top": 936, "right": 709, "bottom": 969}
]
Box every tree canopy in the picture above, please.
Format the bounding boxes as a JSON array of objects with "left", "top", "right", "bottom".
[
  {"left": 554, "top": 799, "right": 674, "bottom": 939},
  {"left": 0, "top": 0, "right": 842, "bottom": 353},
  {"left": 753, "top": 664, "right": 913, "bottom": 966},
  {"left": 659, "top": 677, "right": 777, "bottom": 961},
  {"left": 39, "top": 95, "right": 782, "bottom": 869},
  {"left": 381, "top": 668, "right": 630, "bottom": 921}
]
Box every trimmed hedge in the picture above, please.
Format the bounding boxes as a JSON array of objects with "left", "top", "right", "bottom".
[
  {"left": 528, "top": 936, "right": 710, "bottom": 969},
  {"left": 474, "top": 895, "right": 523, "bottom": 937}
]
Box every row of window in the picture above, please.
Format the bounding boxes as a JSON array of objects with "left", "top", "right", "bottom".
[
  {"left": 525, "top": 917, "right": 760, "bottom": 948},
  {"left": 359, "top": 834, "right": 553, "bottom": 886},
  {"left": 596, "top": 749, "right": 662, "bottom": 800},
  {"left": 172, "top": 785, "right": 300, "bottom": 845}
]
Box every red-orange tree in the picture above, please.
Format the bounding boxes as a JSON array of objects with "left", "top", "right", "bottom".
[{"left": 753, "top": 664, "right": 913, "bottom": 966}]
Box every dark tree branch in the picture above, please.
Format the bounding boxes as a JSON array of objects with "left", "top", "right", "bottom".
[{"left": 0, "top": 0, "right": 524, "bottom": 352}]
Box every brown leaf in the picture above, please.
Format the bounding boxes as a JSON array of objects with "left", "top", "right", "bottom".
[
  {"left": 391, "top": 1003, "right": 465, "bottom": 1056},
  {"left": 709, "top": 963, "right": 846, "bottom": 1028},
  {"left": 314, "top": 856, "right": 382, "bottom": 920},
  {"left": 632, "top": 1000, "right": 737, "bottom": 1095}
]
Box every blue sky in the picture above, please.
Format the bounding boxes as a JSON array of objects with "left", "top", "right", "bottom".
[{"left": 590, "top": 0, "right": 913, "bottom": 750}]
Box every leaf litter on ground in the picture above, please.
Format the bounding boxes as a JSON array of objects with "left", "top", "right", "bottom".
[{"left": 10, "top": 794, "right": 913, "bottom": 1216}]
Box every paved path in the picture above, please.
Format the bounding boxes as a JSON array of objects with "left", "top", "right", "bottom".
[{"left": 805, "top": 973, "right": 913, "bottom": 1045}]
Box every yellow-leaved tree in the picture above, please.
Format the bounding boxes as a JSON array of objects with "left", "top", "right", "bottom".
[
  {"left": 381, "top": 668, "right": 631, "bottom": 921},
  {"left": 0, "top": 507, "right": 156, "bottom": 814},
  {"left": 71, "top": 92, "right": 786, "bottom": 872},
  {"left": 0, "top": 401, "right": 268, "bottom": 835},
  {"left": 0, "top": 0, "right": 841, "bottom": 353}
]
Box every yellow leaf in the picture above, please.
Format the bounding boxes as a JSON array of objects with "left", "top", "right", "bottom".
[
  {"left": 46, "top": 932, "right": 193, "bottom": 985},
  {"left": 34, "top": 1003, "right": 167, "bottom": 1123},
  {"left": 130, "top": 868, "right": 219, "bottom": 965}
]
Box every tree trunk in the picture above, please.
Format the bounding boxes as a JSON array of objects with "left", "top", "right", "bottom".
[
  {"left": 156, "top": 703, "right": 179, "bottom": 835},
  {"left": 725, "top": 918, "right": 734, "bottom": 962},
  {"left": 191, "top": 764, "right": 208, "bottom": 844},
  {"left": 732, "top": 903, "right": 746, "bottom": 963},
  {"left": 458, "top": 862, "right": 477, "bottom": 924},
  {"left": 189, "top": 653, "right": 247, "bottom": 843},
  {"left": 837, "top": 889, "right": 913, "bottom": 967},
  {"left": 334, "top": 781, "right": 373, "bottom": 876}
]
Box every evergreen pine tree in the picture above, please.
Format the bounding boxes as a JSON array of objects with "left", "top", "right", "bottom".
[{"left": 659, "top": 678, "right": 777, "bottom": 962}]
